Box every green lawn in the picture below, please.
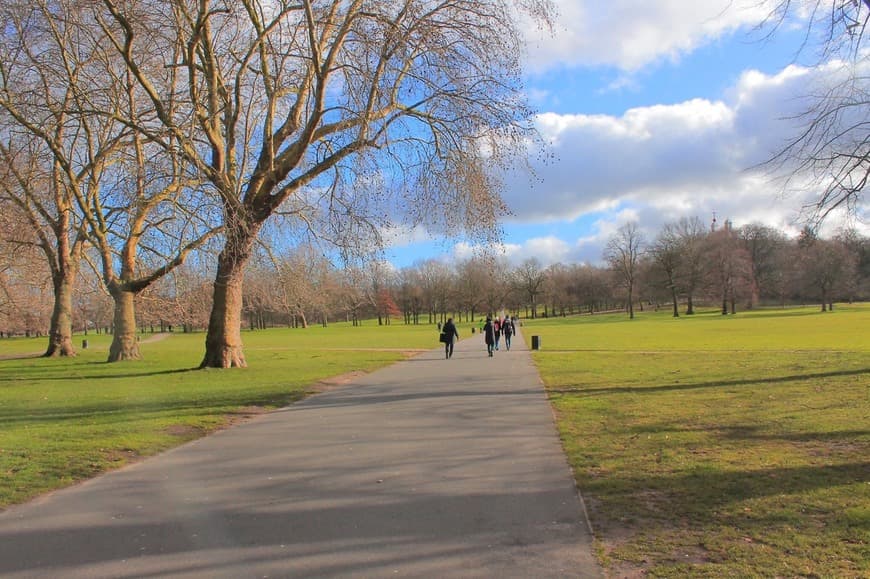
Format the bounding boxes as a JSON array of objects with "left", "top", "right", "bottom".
[
  {"left": 524, "top": 304, "right": 870, "bottom": 577},
  {"left": 0, "top": 322, "right": 448, "bottom": 508}
]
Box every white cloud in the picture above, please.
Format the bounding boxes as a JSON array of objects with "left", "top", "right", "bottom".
[
  {"left": 381, "top": 224, "right": 433, "bottom": 248},
  {"left": 505, "top": 63, "right": 831, "bottom": 222},
  {"left": 497, "top": 61, "right": 870, "bottom": 265},
  {"left": 524, "top": 0, "right": 775, "bottom": 72},
  {"left": 502, "top": 235, "right": 573, "bottom": 264}
]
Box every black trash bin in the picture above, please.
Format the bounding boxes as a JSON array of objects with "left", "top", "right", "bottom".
[
  {"left": 82, "top": 339, "right": 89, "bottom": 349},
  {"left": 531, "top": 335, "right": 541, "bottom": 350}
]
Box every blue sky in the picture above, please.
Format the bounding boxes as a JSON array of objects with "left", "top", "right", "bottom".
[{"left": 383, "top": 1, "right": 869, "bottom": 268}]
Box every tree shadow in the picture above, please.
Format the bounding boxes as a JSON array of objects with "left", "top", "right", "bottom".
[{"left": 550, "top": 367, "right": 870, "bottom": 397}]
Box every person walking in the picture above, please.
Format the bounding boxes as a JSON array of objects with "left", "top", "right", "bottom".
[
  {"left": 502, "top": 316, "right": 515, "bottom": 350},
  {"left": 493, "top": 317, "right": 501, "bottom": 350},
  {"left": 442, "top": 317, "right": 459, "bottom": 359},
  {"left": 483, "top": 316, "right": 495, "bottom": 357}
]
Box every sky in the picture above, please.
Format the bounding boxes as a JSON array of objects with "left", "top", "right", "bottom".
[{"left": 382, "top": 0, "right": 870, "bottom": 269}]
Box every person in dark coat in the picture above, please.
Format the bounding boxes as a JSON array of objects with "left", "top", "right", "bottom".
[
  {"left": 483, "top": 316, "right": 495, "bottom": 357},
  {"left": 442, "top": 317, "right": 459, "bottom": 359}
]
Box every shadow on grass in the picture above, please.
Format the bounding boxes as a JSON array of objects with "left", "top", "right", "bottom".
[
  {"left": 0, "top": 390, "right": 309, "bottom": 426},
  {"left": 584, "top": 460, "right": 870, "bottom": 529},
  {"left": 627, "top": 422, "right": 870, "bottom": 444},
  {"left": 550, "top": 367, "right": 870, "bottom": 396},
  {"left": 0, "top": 365, "right": 200, "bottom": 383}
]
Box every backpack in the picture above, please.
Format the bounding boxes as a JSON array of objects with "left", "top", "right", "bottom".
[{"left": 503, "top": 320, "right": 512, "bottom": 335}]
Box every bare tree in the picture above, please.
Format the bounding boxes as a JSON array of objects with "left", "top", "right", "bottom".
[
  {"left": 565, "top": 263, "right": 611, "bottom": 314},
  {"left": 798, "top": 235, "right": 856, "bottom": 310},
  {"left": 673, "top": 216, "right": 708, "bottom": 315},
  {"left": 738, "top": 223, "right": 788, "bottom": 307},
  {"left": 604, "top": 223, "right": 645, "bottom": 319},
  {"left": 836, "top": 227, "right": 870, "bottom": 300},
  {"left": 760, "top": 1, "right": 870, "bottom": 224},
  {"left": 648, "top": 222, "right": 685, "bottom": 318},
  {"left": 268, "top": 244, "right": 334, "bottom": 328},
  {"left": 515, "top": 258, "right": 546, "bottom": 319},
  {"left": 543, "top": 263, "right": 572, "bottom": 317},
  {"left": 98, "top": 0, "right": 554, "bottom": 367},
  {"left": 455, "top": 258, "right": 491, "bottom": 322},
  {"left": 0, "top": 50, "right": 88, "bottom": 356},
  {"left": 397, "top": 266, "right": 425, "bottom": 325},
  {"left": 0, "top": 207, "right": 53, "bottom": 337},
  {"left": 0, "top": 0, "right": 219, "bottom": 361},
  {"left": 705, "top": 222, "right": 751, "bottom": 315}
]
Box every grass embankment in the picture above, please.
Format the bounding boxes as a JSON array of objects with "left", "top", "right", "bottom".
[
  {"left": 526, "top": 305, "right": 870, "bottom": 577},
  {"left": 0, "top": 321, "right": 447, "bottom": 509}
]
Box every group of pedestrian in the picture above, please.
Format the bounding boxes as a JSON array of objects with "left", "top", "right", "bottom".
[
  {"left": 483, "top": 315, "right": 515, "bottom": 357},
  {"left": 439, "top": 314, "right": 517, "bottom": 359}
]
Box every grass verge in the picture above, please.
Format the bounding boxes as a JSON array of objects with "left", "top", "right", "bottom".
[
  {"left": 526, "top": 304, "right": 869, "bottom": 577},
  {"left": 0, "top": 322, "right": 445, "bottom": 509}
]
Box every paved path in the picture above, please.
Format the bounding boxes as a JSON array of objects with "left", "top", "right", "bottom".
[{"left": 0, "top": 330, "right": 600, "bottom": 578}]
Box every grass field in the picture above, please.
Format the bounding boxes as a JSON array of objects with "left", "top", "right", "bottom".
[
  {"left": 1, "top": 309, "right": 867, "bottom": 576},
  {"left": 0, "top": 321, "right": 454, "bottom": 508},
  {"left": 524, "top": 304, "right": 870, "bottom": 577}
]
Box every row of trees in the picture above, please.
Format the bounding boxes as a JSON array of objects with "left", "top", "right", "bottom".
[
  {"left": 0, "top": 0, "right": 554, "bottom": 365},
  {"left": 3, "top": 216, "right": 867, "bottom": 340},
  {"left": 2, "top": 1, "right": 868, "bottom": 366},
  {"left": 605, "top": 218, "right": 869, "bottom": 319}
]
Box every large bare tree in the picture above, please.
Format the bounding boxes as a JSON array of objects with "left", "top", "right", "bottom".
[
  {"left": 0, "top": 133, "right": 86, "bottom": 356},
  {"left": 98, "top": 0, "right": 554, "bottom": 367},
  {"left": 1, "top": 0, "right": 221, "bottom": 361}
]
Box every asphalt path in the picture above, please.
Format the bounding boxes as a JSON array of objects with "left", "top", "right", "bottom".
[{"left": 0, "top": 329, "right": 601, "bottom": 578}]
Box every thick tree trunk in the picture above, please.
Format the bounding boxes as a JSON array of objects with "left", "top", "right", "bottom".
[
  {"left": 671, "top": 288, "right": 679, "bottom": 318},
  {"left": 201, "top": 260, "right": 247, "bottom": 367},
  {"left": 44, "top": 270, "right": 76, "bottom": 357},
  {"left": 200, "top": 226, "right": 259, "bottom": 368},
  {"left": 108, "top": 287, "right": 141, "bottom": 362},
  {"left": 686, "top": 294, "right": 695, "bottom": 315}
]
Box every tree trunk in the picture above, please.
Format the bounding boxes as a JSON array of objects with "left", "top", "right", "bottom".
[
  {"left": 44, "top": 270, "right": 76, "bottom": 357},
  {"left": 108, "top": 286, "right": 141, "bottom": 362},
  {"left": 628, "top": 285, "right": 635, "bottom": 319},
  {"left": 670, "top": 288, "right": 679, "bottom": 318},
  {"left": 200, "top": 226, "right": 259, "bottom": 368},
  {"left": 686, "top": 294, "right": 695, "bottom": 315}
]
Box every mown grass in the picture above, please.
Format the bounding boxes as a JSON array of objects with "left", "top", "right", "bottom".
[
  {"left": 0, "top": 321, "right": 447, "bottom": 508},
  {"left": 525, "top": 304, "right": 870, "bottom": 577}
]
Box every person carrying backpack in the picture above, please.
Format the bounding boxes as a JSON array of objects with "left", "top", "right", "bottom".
[
  {"left": 493, "top": 317, "right": 501, "bottom": 350},
  {"left": 502, "top": 316, "right": 515, "bottom": 350}
]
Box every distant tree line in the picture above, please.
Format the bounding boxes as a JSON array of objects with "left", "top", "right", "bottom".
[{"left": 2, "top": 215, "right": 866, "bottom": 339}]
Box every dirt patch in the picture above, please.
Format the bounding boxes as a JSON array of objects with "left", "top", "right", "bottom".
[
  {"left": 103, "top": 448, "right": 140, "bottom": 461},
  {"left": 223, "top": 405, "right": 269, "bottom": 426},
  {"left": 308, "top": 370, "right": 368, "bottom": 394},
  {"left": 163, "top": 424, "right": 204, "bottom": 437}
]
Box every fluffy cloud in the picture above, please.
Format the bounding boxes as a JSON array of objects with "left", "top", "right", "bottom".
[
  {"left": 523, "top": 0, "right": 775, "bottom": 72},
  {"left": 495, "top": 61, "right": 870, "bottom": 266},
  {"left": 504, "top": 63, "right": 836, "bottom": 225}
]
